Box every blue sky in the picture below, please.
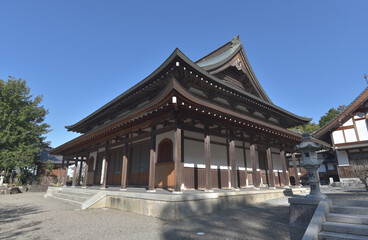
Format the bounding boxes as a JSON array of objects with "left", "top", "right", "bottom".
[{"left": 1, "top": 1, "right": 368, "bottom": 148}]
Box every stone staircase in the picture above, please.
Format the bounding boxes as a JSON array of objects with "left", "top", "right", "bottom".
[
  {"left": 45, "top": 187, "right": 97, "bottom": 207},
  {"left": 319, "top": 199, "right": 368, "bottom": 240}
]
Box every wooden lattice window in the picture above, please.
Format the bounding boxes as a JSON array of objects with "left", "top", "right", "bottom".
[{"left": 157, "top": 138, "right": 173, "bottom": 163}]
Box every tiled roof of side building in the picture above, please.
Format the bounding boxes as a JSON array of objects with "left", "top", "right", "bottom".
[{"left": 313, "top": 87, "right": 368, "bottom": 141}]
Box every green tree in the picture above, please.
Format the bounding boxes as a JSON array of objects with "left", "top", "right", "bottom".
[
  {"left": 319, "top": 105, "right": 347, "bottom": 127},
  {"left": 0, "top": 76, "right": 50, "bottom": 177},
  {"left": 289, "top": 122, "right": 320, "bottom": 134}
]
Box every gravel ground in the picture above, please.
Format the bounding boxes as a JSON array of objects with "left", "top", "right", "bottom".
[{"left": 0, "top": 186, "right": 366, "bottom": 240}]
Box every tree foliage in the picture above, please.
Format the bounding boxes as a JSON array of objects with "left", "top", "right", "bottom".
[
  {"left": 319, "top": 105, "right": 347, "bottom": 127},
  {"left": 289, "top": 105, "right": 348, "bottom": 134},
  {"left": 289, "top": 122, "right": 321, "bottom": 134},
  {"left": 0, "top": 76, "right": 50, "bottom": 173}
]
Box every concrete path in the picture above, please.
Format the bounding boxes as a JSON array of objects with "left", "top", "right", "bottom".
[{"left": 0, "top": 192, "right": 303, "bottom": 240}]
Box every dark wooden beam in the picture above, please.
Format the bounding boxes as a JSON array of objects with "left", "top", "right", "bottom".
[
  {"left": 204, "top": 126, "right": 212, "bottom": 191},
  {"left": 148, "top": 125, "right": 156, "bottom": 192},
  {"left": 250, "top": 143, "right": 259, "bottom": 187},
  {"left": 174, "top": 119, "right": 182, "bottom": 193},
  {"left": 266, "top": 147, "right": 275, "bottom": 188}
]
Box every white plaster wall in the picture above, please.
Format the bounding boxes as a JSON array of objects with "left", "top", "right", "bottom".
[
  {"left": 332, "top": 130, "right": 345, "bottom": 144},
  {"left": 245, "top": 149, "right": 252, "bottom": 168},
  {"left": 211, "top": 135, "right": 226, "bottom": 143},
  {"left": 235, "top": 147, "right": 245, "bottom": 168},
  {"left": 272, "top": 153, "right": 282, "bottom": 171},
  {"left": 184, "top": 139, "right": 205, "bottom": 166},
  {"left": 336, "top": 150, "right": 349, "bottom": 166},
  {"left": 356, "top": 119, "right": 368, "bottom": 141},
  {"left": 271, "top": 148, "right": 280, "bottom": 153},
  {"left": 185, "top": 131, "right": 203, "bottom": 139},
  {"left": 211, "top": 144, "right": 228, "bottom": 169},
  {"left": 344, "top": 129, "right": 357, "bottom": 142},
  {"left": 343, "top": 118, "right": 353, "bottom": 126}
]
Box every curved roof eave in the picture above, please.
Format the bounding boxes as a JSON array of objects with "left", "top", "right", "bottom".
[
  {"left": 65, "top": 48, "right": 182, "bottom": 131},
  {"left": 67, "top": 47, "right": 311, "bottom": 132}
]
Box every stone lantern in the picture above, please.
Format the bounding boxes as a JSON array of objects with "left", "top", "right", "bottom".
[{"left": 295, "top": 133, "right": 326, "bottom": 199}]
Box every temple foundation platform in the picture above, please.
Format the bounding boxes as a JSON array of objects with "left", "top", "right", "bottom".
[{"left": 45, "top": 186, "right": 309, "bottom": 220}]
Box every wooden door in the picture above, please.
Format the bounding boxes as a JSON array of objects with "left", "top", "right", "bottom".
[
  {"left": 258, "top": 148, "right": 269, "bottom": 185},
  {"left": 128, "top": 141, "right": 150, "bottom": 186},
  {"left": 93, "top": 153, "right": 104, "bottom": 184}
]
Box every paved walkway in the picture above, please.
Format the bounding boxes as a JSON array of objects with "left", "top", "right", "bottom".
[{"left": 0, "top": 186, "right": 365, "bottom": 240}]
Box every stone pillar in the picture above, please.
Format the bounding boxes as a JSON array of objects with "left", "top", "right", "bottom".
[
  {"left": 292, "top": 153, "right": 300, "bottom": 187},
  {"left": 101, "top": 142, "right": 109, "bottom": 189},
  {"left": 250, "top": 144, "right": 259, "bottom": 187},
  {"left": 148, "top": 126, "right": 156, "bottom": 192},
  {"left": 72, "top": 159, "right": 78, "bottom": 187},
  {"left": 204, "top": 127, "right": 212, "bottom": 192},
  {"left": 229, "top": 139, "right": 238, "bottom": 189},
  {"left": 280, "top": 150, "right": 290, "bottom": 187},
  {"left": 173, "top": 121, "right": 182, "bottom": 194},
  {"left": 121, "top": 141, "right": 129, "bottom": 190},
  {"left": 266, "top": 147, "right": 275, "bottom": 188},
  {"left": 82, "top": 153, "right": 89, "bottom": 188}
]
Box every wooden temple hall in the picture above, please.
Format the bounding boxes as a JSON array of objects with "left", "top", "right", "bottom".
[{"left": 51, "top": 36, "right": 321, "bottom": 193}]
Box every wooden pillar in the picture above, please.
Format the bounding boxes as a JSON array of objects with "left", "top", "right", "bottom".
[
  {"left": 242, "top": 141, "right": 248, "bottom": 187},
  {"left": 59, "top": 157, "right": 65, "bottom": 184},
  {"left": 121, "top": 141, "right": 129, "bottom": 190},
  {"left": 266, "top": 147, "right": 275, "bottom": 188},
  {"left": 78, "top": 157, "right": 83, "bottom": 186},
  {"left": 204, "top": 127, "right": 212, "bottom": 191},
  {"left": 173, "top": 121, "right": 182, "bottom": 193},
  {"left": 82, "top": 153, "right": 89, "bottom": 188},
  {"left": 280, "top": 150, "right": 290, "bottom": 187},
  {"left": 148, "top": 126, "right": 157, "bottom": 192},
  {"left": 63, "top": 160, "right": 69, "bottom": 186},
  {"left": 226, "top": 138, "right": 231, "bottom": 188},
  {"left": 250, "top": 144, "right": 259, "bottom": 187},
  {"left": 101, "top": 142, "right": 109, "bottom": 189},
  {"left": 72, "top": 158, "right": 78, "bottom": 187},
  {"left": 292, "top": 153, "right": 300, "bottom": 186},
  {"left": 229, "top": 138, "right": 238, "bottom": 189}
]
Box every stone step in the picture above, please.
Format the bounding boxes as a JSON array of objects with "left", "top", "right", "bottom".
[
  {"left": 333, "top": 199, "right": 368, "bottom": 208},
  {"left": 319, "top": 231, "right": 368, "bottom": 240},
  {"left": 59, "top": 189, "right": 96, "bottom": 197},
  {"left": 322, "top": 222, "right": 368, "bottom": 236},
  {"left": 48, "top": 195, "right": 83, "bottom": 207},
  {"left": 52, "top": 192, "right": 91, "bottom": 203},
  {"left": 331, "top": 206, "right": 368, "bottom": 215},
  {"left": 327, "top": 213, "right": 368, "bottom": 225}
]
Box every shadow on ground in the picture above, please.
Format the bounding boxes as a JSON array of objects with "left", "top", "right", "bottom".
[
  {"left": 160, "top": 201, "right": 304, "bottom": 240},
  {"left": 0, "top": 204, "right": 43, "bottom": 240}
]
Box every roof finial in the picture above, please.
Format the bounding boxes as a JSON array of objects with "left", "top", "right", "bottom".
[
  {"left": 364, "top": 73, "right": 368, "bottom": 85},
  {"left": 231, "top": 35, "right": 241, "bottom": 47}
]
